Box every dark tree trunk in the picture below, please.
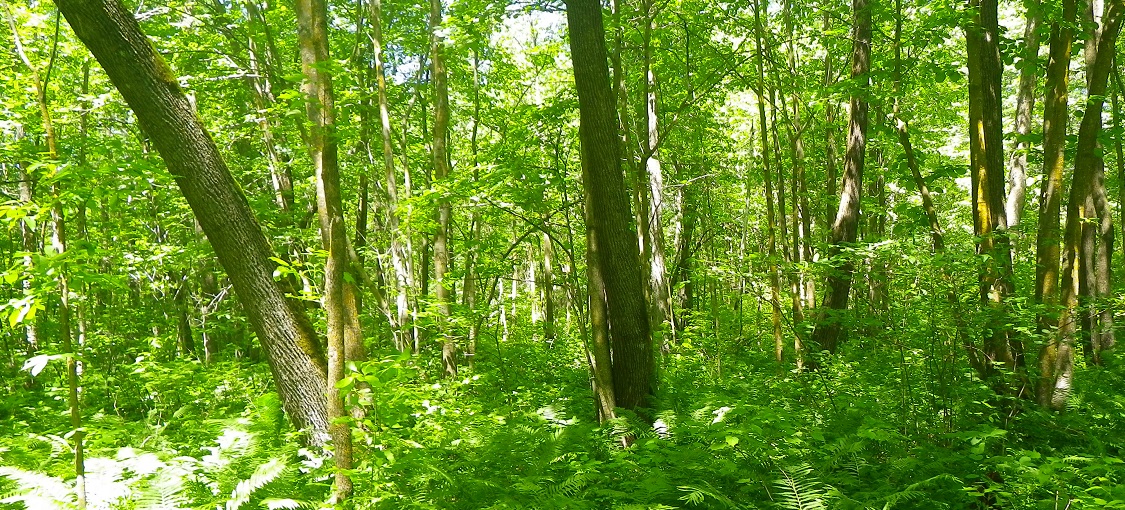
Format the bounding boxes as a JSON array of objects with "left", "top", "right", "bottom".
[
  {"left": 966, "top": 0, "right": 1021, "bottom": 385},
  {"left": 565, "top": 0, "right": 654, "bottom": 412},
  {"left": 55, "top": 0, "right": 330, "bottom": 440},
  {"left": 810, "top": 0, "right": 871, "bottom": 355}
]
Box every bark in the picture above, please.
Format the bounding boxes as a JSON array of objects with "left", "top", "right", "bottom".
[
  {"left": 566, "top": 0, "right": 654, "bottom": 412},
  {"left": 243, "top": 0, "right": 295, "bottom": 213},
  {"left": 1007, "top": 0, "right": 1042, "bottom": 227},
  {"left": 542, "top": 232, "right": 557, "bottom": 342},
  {"left": 463, "top": 49, "right": 484, "bottom": 361},
  {"left": 175, "top": 276, "right": 196, "bottom": 358},
  {"left": 1035, "top": 0, "right": 1075, "bottom": 331},
  {"left": 811, "top": 0, "right": 871, "bottom": 355},
  {"left": 7, "top": 9, "right": 81, "bottom": 504},
  {"left": 966, "top": 0, "right": 1021, "bottom": 384},
  {"left": 753, "top": 0, "right": 785, "bottom": 363},
  {"left": 640, "top": 0, "right": 671, "bottom": 347},
  {"left": 672, "top": 182, "right": 696, "bottom": 323},
  {"left": 584, "top": 214, "right": 616, "bottom": 422},
  {"left": 368, "top": 0, "right": 414, "bottom": 353},
  {"left": 296, "top": 0, "right": 354, "bottom": 494},
  {"left": 430, "top": 0, "right": 457, "bottom": 377},
  {"left": 55, "top": 0, "right": 330, "bottom": 440},
  {"left": 891, "top": 0, "right": 944, "bottom": 252},
  {"left": 1038, "top": 0, "right": 1123, "bottom": 408},
  {"left": 823, "top": 11, "right": 839, "bottom": 242}
]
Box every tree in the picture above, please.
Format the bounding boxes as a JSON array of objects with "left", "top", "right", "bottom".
[
  {"left": 5, "top": 6, "right": 85, "bottom": 507},
  {"left": 810, "top": 0, "right": 871, "bottom": 355},
  {"left": 565, "top": 0, "right": 654, "bottom": 412},
  {"left": 965, "top": 0, "right": 1020, "bottom": 385},
  {"left": 430, "top": 0, "right": 457, "bottom": 377},
  {"left": 1038, "top": 0, "right": 1123, "bottom": 408},
  {"left": 295, "top": 0, "right": 354, "bottom": 496},
  {"left": 53, "top": 0, "right": 331, "bottom": 441},
  {"left": 1034, "top": 0, "right": 1075, "bottom": 341},
  {"left": 1006, "top": 0, "right": 1041, "bottom": 228}
]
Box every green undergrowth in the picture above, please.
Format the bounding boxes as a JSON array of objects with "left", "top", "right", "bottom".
[{"left": 3, "top": 336, "right": 1125, "bottom": 509}]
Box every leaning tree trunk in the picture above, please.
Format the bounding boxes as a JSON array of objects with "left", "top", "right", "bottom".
[
  {"left": 810, "top": 0, "right": 871, "bottom": 355},
  {"left": 565, "top": 0, "right": 654, "bottom": 412},
  {"left": 55, "top": 0, "right": 330, "bottom": 441}
]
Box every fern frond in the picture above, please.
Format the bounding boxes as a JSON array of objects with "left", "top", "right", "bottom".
[
  {"left": 677, "top": 483, "right": 739, "bottom": 508},
  {"left": 773, "top": 464, "right": 830, "bottom": 510},
  {"left": 0, "top": 467, "right": 75, "bottom": 510},
  {"left": 260, "top": 497, "right": 313, "bottom": 509},
  {"left": 226, "top": 458, "right": 288, "bottom": 510}
]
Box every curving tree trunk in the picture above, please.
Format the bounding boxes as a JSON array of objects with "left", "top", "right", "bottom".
[{"left": 810, "top": 0, "right": 871, "bottom": 355}]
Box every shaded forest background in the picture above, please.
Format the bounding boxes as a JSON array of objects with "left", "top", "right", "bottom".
[{"left": 3, "top": 0, "right": 1125, "bottom": 507}]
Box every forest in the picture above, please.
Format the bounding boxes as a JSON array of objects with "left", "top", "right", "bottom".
[{"left": 2, "top": 0, "right": 1125, "bottom": 506}]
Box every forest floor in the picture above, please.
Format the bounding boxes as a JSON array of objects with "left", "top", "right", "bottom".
[{"left": 3, "top": 331, "right": 1125, "bottom": 509}]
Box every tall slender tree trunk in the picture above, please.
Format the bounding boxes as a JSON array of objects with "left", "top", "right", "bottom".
[
  {"left": 1040, "top": 1, "right": 1124, "bottom": 406},
  {"left": 244, "top": 0, "right": 295, "bottom": 213},
  {"left": 566, "top": 0, "right": 654, "bottom": 412},
  {"left": 1035, "top": 0, "right": 1075, "bottom": 334},
  {"left": 752, "top": 0, "right": 785, "bottom": 363},
  {"left": 463, "top": 49, "right": 484, "bottom": 361},
  {"left": 295, "top": 0, "right": 353, "bottom": 496},
  {"left": 1007, "top": 0, "right": 1042, "bottom": 228},
  {"left": 583, "top": 207, "right": 616, "bottom": 422},
  {"left": 1112, "top": 58, "right": 1125, "bottom": 305},
  {"left": 429, "top": 0, "right": 457, "bottom": 377},
  {"left": 966, "top": 0, "right": 1021, "bottom": 385},
  {"left": 56, "top": 0, "right": 331, "bottom": 441},
  {"left": 640, "top": 0, "right": 671, "bottom": 348},
  {"left": 811, "top": 0, "right": 871, "bottom": 355},
  {"left": 891, "top": 0, "right": 944, "bottom": 253},
  {"left": 368, "top": 0, "right": 414, "bottom": 353},
  {"left": 5, "top": 9, "right": 81, "bottom": 504}
]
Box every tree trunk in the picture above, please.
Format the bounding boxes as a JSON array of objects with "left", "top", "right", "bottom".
[
  {"left": 565, "top": 0, "right": 654, "bottom": 412},
  {"left": 584, "top": 201, "right": 616, "bottom": 423},
  {"left": 1039, "top": 1, "right": 1124, "bottom": 407},
  {"left": 1035, "top": 0, "right": 1075, "bottom": 334},
  {"left": 55, "top": 0, "right": 331, "bottom": 441},
  {"left": 966, "top": 0, "right": 1021, "bottom": 385},
  {"left": 430, "top": 0, "right": 457, "bottom": 377},
  {"left": 295, "top": 0, "right": 354, "bottom": 495},
  {"left": 9, "top": 12, "right": 86, "bottom": 504},
  {"left": 753, "top": 0, "right": 786, "bottom": 363},
  {"left": 1007, "top": 0, "right": 1041, "bottom": 227},
  {"left": 810, "top": 0, "right": 871, "bottom": 355}
]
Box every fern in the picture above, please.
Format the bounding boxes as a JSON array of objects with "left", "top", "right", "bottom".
[
  {"left": 773, "top": 464, "right": 830, "bottom": 510},
  {"left": 678, "top": 482, "right": 740, "bottom": 508},
  {"left": 0, "top": 467, "right": 75, "bottom": 510},
  {"left": 226, "top": 457, "right": 288, "bottom": 510}
]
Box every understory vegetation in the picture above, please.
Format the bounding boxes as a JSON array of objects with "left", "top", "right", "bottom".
[{"left": 4, "top": 301, "right": 1125, "bottom": 509}]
